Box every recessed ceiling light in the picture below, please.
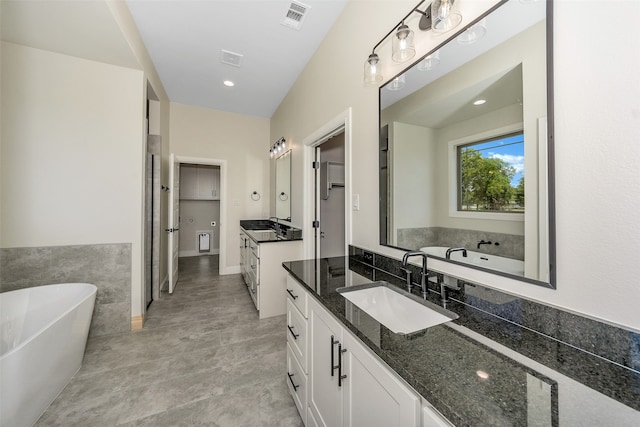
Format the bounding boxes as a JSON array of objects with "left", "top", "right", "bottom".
[
  {"left": 223, "top": 80, "right": 235, "bottom": 87},
  {"left": 473, "top": 99, "right": 486, "bottom": 106}
]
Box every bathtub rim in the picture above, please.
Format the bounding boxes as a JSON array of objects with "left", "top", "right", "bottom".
[{"left": 0, "top": 283, "right": 97, "bottom": 359}]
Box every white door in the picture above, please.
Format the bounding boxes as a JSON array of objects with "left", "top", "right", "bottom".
[{"left": 168, "top": 153, "right": 180, "bottom": 294}]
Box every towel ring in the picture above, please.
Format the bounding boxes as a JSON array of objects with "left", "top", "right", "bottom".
[
  {"left": 251, "top": 191, "right": 261, "bottom": 201},
  {"left": 279, "top": 192, "right": 289, "bottom": 201}
]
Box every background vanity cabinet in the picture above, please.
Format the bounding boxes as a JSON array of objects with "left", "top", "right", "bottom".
[
  {"left": 288, "top": 274, "right": 421, "bottom": 427},
  {"left": 180, "top": 164, "right": 220, "bottom": 200},
  {"left": 240, "top": 235, "right": 302, "bottom": 318}
]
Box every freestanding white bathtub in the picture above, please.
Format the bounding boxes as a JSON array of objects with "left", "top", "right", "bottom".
[
  {"left": 0, "top": 283, "right": 97, "bottom": 427},
  {"left": 420, "top": 246, "right": 525, "bottom": 276}
]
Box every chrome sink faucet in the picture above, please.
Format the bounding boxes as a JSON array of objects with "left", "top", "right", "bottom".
[
  {"left": 268, "top": 216, "right": 281, "bottom": 234},
  {"left": 401, "top": 251, "right": 429, "bottom": 299}
]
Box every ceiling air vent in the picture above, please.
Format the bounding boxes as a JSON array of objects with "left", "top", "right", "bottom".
[
  {"left": 220, "top": 50, "right": 243, "bottom": 67},
  {"left": 281, "top": 1, "right": 310, "bottom": 30}
]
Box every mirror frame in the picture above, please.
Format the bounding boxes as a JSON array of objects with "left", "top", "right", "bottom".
[{"left": 378, "top": 0, "right": 556, "bottom": 288}]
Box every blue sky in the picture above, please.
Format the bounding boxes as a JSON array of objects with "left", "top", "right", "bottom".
[{"left": 468, "top": 134, "right": 524, "bottom": 186}]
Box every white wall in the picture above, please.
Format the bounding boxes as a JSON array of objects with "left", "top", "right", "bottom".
[
  {"left": 1, "top": 43, "right": 145, "bottom": 304},
  {"left": 390, "top": 121, "right": 437, "bottom": 242},
  {"left": 169, "top": 102, "right": 270, "bottom": 272},
  {"left": 178, "top": 200, "right": 220, "bottom": 255},
  {"left": 271, "top": 0, "right": 640, "bottom": 331}
]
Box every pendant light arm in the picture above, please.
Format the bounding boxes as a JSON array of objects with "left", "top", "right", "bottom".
[{"left": 370, "top": 0, "right": 427, "bottom": 54}]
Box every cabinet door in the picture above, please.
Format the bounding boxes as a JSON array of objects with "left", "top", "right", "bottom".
[
  {"left": 179, "top": 164, "right": 197, "bottom": 199},
  {"left": 309, "top": 298, "right": 344, "bottom": 427},
  {"left": 342, "top": 331, "right": 420, "bottom": 427},
  {"left": 212, "top": 167, "right": 220, "bottom": 200},
  {"left": 196, "top": 166, "right": 215, "bottom": 199}
]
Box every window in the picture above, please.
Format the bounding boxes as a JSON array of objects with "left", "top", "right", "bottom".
[{"left": 457, "top": 132, "right": 524, "bottom": 213}]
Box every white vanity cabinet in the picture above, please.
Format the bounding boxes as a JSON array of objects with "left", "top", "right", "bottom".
[
  {"left": 287, "top": 274, "right": 421, "bottom": 427},
  {"left": 240, "top": 234, "right": 302, "bottom": 319},
  {"left": 286, "top": 275, "right": 309, "bottom": 424}
]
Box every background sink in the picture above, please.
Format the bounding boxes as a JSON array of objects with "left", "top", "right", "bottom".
[{"left": 337, "top": 282, "right": 457, "bottom": 334}]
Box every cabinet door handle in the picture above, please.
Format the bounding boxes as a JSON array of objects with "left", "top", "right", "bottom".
[
  {"left": 331, "top": 335, "right": 339, "bottom": 377},
  {"left": 286, "top": 289, "right": 298, "bottom": 299},
  {"left": 287, "top": 325, "right": 299, "bottom": 340},
  {"left": 287, "top": 372, "right": 300, "bottom": 392},
  {"left": 338, "top": 344, "right": 347, "bottom": 387}
]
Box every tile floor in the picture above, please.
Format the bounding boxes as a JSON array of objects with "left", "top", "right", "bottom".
[{"left": 35, "top": 256, "right": 303, "bottom": 426}]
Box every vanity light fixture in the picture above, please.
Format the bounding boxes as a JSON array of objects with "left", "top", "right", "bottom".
[
  {"left": 363, "top": 0, "right": 463, "bottom": 85},
  {"left": 457, "top": 18, "right": 487, "bottom": 45},
  {"left": 391, "top": 22, "right": 416, "bottom": 63},
  {"left": 223, "top": 80, "right": 235, "bottom": 87},
  {"left": 269, "top": 137, "right": 287, "bottom": 159},
  {"left": 432, "top": 0, "right": 462, "bottom": 34}
]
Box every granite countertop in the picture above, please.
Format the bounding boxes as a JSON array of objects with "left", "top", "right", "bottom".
[
  {"left": 283, "top": 256, "right": 640, "bottom": 426},
  {"left": 240, "top": 219, "right": 302, "bottom": 243}
]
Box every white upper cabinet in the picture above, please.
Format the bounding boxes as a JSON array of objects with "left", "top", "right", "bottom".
[{"left": 180, "top": 164, "right": 220, "bottom": 200}]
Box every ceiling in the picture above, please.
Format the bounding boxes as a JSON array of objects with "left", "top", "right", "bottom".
[
  {"left": 1, "top": 0, "right": 348, "bottom": 119},
  {"left": 126, "top": 0, "right": 348, "bottom": 118}
]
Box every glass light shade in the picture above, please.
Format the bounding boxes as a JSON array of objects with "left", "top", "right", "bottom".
[
  {"left": 387, "top": 74, "right": 406, "bottom": 91},
  {"left": 364, "top": 53, "right": 383, "bottom": 85},
  {"left": 418, "top": 50, "right": 441, "bottom": 71},
  {"left": 391, "top": 24, "right": 415, "bottom": 63},
  {"left": 457, "top": 18, "right": 487, "bottom": 45},
  {"left": 432, "top": 0, "right": 462, "bottom": 34}
]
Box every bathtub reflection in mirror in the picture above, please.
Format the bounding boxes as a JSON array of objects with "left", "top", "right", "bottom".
[{"left": 379, "top": 0, "right": 555, "bottom": 287}]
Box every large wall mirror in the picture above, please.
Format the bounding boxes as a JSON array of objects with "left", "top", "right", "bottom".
[
  {"left": 379, "top": 0, "right": 555, "bottom": 288},
  {"left": 275, "top": 150, "right": 292, "bottom": 221}
]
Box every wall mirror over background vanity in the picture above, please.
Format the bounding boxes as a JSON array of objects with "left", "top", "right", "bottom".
[
  {"left": 275, "top": 150, "right": 292, "bottom": 221},
  {"left": 379, "top": 0, "right": 555, "bottom": 288}
]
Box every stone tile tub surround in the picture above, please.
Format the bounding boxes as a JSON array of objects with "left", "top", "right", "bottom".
[
  {"left": 0, "top": 243, "right": 131, "bottom": 337},
  {"left": 397, "top": 226, "right": 524, "bottom": 260},
  {"left": 349, "top": 245, "right": 640, "bottom": 375}
]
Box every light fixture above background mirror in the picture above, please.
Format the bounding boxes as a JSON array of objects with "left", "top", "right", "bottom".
[{"left": 378, "top": 0, "right": 555, "bottom": 288}]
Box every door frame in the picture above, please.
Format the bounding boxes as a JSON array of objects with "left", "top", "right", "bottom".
[
  {"left": 302, "top": 108, "right": 352, "bottom": 259},
  {"left": 173, "top": 155, "right": 230, "bottom": 274}
]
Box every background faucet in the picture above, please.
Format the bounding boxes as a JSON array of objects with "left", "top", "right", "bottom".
[
  {"left": 477, "top": 240, "right": 491, "bottom": 249},
  {"left": 445, "top": 247, "right": 467, "bottom": 259},
  {"left": 268, "top": 216, "right": 281, "bottom": 234},
  {"left": 401, "top": 251, "right": 429, "bottom": 299}
]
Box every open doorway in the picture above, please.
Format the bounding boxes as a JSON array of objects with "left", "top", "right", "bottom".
[
  {"left": 316, "top": 133, "right": 345, "bottom": 258},
  {"left": 302, "top": 108, "right": 352, "bottom": 260},
  {"left": 166, "top": 155, "right": 228, "bottom": 294}
]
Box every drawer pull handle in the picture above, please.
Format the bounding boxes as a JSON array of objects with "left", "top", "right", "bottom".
[
  {"left": 338, "top": 344, "right": 347, "bottom": 387},
  {"left": 287, "top": 372, "right": 300, "bottom": 391},
  {"left": 287, "top": 325, "right": 299, "bottom": 340},
  {"left": 331, "top": 335, "right": 339, "bottom": 377},
  {"left": 286, "top": 289, "right": 298, "bottom": 299}
]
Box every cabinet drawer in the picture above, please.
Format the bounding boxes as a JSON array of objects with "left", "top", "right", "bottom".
[
  {"left": 287, "top": 299, "right": 308, "bottom": 373},
  {"left": 286, "top": 275, "right": 308, "bottom": 318},
  {"left": 287, "top": 343, "right": 307, "bottom": 425}
]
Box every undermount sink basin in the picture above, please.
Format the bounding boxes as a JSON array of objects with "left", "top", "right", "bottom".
[{"left": 337, "top": 282, "right": 457, "bottom": 334}]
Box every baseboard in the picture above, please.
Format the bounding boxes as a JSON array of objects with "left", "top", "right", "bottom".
[
  {"left": 221, "top": 265, "right": 241, "bottom": 275},
  {"left": 131, "top": 314, "right": 144, "bottom": 331},
  {"left": 179, "top": 249, "right": 220, "bottom": 257}
]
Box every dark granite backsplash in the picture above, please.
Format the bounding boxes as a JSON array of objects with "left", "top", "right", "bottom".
[{"left": 349, "top": 245, "right": 640, "bottom": 376}]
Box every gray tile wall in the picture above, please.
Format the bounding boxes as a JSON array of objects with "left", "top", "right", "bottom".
[
  {"left": 0, "top": 243, "right": 131, "bottom": 337},
  {"left": 397, "top": 226, "right": 524, "bottom": 260}
]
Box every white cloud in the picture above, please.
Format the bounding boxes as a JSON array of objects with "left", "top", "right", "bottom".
[{"left": 489, "top": 153, "right": 524, "bottom": 174}]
